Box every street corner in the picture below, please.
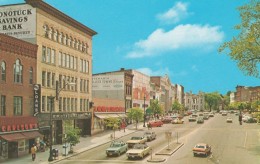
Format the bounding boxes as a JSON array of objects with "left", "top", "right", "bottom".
[
  {"left": 147, "top": 157, "right": 166, "bottom": 163},
  {"left": 155, "top": 142, "right": 184, "bottom": 156}
]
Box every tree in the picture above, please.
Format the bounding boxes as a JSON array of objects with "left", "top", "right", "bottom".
[
  {"left": 64, "top": 120, "right": 81, "bottom": 153},
  {"left": 150, "top": 99, "right": 163, "bottom": 117},
  {"left": 127, "top": 108, "right": 144, "bottom": 130},
  {"left": 219, "top": 0, "right": 260, "bottom": 78},
  {"left": 104, "top": 117, "right": 120, "bottom": 139},
  {"left": 171, "top": 100, "right": 183, "bottom": 113},
  {"left": 205, "top": 92, "right": 222, "bottom": 111}
]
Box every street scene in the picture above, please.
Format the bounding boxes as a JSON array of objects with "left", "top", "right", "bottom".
[{"left": 0, "top": 0, "right": 259, "bottom": 164}]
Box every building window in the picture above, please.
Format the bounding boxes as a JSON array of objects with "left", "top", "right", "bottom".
[
  {"left": 52, "top": 73, "right": 55, "bottom": 88},
  {"left": 47, "top": 48, "right": 51, "bottom": 63},
  {"left": 42, "top": 96, "right": 46, "bottom": 112},
  {"left": 80, "top": 99, "right": 83, "bottom": 111},
  {"left": 42, "top": 46, "right": 46, "bottom": 62},
  {"left": 47, "top": 72, "right": 51, "bottom": 87},
  {"left": 62, "top": 53, "right": 66, "bottom": 67},
  {"left": 29, "top": 67, "right": 33, "bottom": 84},
  {"left": 42, "top": 71, "right": 46, "bottom": 87},
  {"left": 66, "top": 54, "right": 70, "bottom": 68},
  {"left": 58, "top": 52, "right": 62, "bottom": 66},
  {"left": 51, "top": 49, "right": 56, "bottom": 64},
  {"left": 47, "top": 96, "right": 52, "bottom": 112},
  {"left": 1, "top": 61, "right": 6, "bottom": 82},
  {"left": 13, "top": 59, "right": 23, "bottom": 83},
  {"left": 67, "top": 98, "right": 70, "bottom": 112},
  {"left": 63, "top": 98, "right": 66, "bottom": 111},
  {"left": 86, "top": 61, "right": 89, "bottom": 73},
  {"left": 0, "top": 95, "right": 6, "bottom": 116},
  {"left": 71, "top": 98, "right": 74, "bottom": 111},
  {"left": 14, "top": 96, "right": 22, "bottom": 116},
  {"left": 59, "top": 97, "right": 62, "bottom": 111}
]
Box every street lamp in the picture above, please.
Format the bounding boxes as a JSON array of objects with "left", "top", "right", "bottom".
[
  {"left": 143, "top": 95, "right": 146, "bottom": 127},
  {"left": 48, "top": 80, "right": 76, "bottom": 161}
]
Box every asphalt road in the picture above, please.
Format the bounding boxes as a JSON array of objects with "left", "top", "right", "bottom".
[{"left": 56, "top": 113, "right": 260, "bottom": 164}]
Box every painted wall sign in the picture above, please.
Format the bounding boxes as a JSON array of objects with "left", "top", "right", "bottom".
[
  {"left": 92, "top": 75, "right": 124, "bottom": 90},
  {"left": 33, "top": 84, "right": 41, "bottom": 116},
  {"left": 0, "top": 4, "right": 36, "bottom": 39}
]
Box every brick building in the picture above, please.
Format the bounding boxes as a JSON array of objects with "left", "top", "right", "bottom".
[{"left": 0, "top": 34, "right": 39, "bottom": 161}]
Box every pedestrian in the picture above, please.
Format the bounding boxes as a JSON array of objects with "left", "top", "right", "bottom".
[{"left": 31, "top": 144, "right": 36, "bottom": 161}]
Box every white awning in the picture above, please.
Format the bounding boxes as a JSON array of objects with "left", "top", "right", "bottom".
[{"left": 95, "top": 114, "right": 121, "bottom": 119}]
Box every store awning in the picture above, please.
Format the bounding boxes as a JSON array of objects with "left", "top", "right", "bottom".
[
  {"left": 117, "top": 113, "right": 127, "bottom": 118},
  {"left": 95, "top": 114, "right": 122, "bottom": 119},
  {"left": 1, "top": 133, "right": 26, "bottom": 141},
  {"left": 22, "top": 131, "right": 43, "bottom": 139},
  {"left": 95, "top": 114, "right": 108, "bottom": 119}
]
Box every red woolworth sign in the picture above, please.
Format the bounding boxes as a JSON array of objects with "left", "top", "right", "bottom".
[
  {"left": 1, "top": 123, "right": 38, "bottom": 132},
  {"left": 94, "top": 106, "right": 125, "bottom": 112}
]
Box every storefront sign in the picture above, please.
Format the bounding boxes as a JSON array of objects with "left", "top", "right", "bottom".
[
  {"left": 51, "top": 112, "right": 91, "bottom": 120},
  {"left": 1, "top": 123, "right": 38, "bottom": 132},
  {"left": 92, "top": 75, "right": 124, "bottom": 90},
  {"left": 33, "top": 84, "right": 41, "bottom": 116},
  {"left": 0, "top": 4, "right": 36, "bottom": 39}
]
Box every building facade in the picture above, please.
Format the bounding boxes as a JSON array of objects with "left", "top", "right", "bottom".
[
  {"left": 0, "top": 34, "right": 40, "bottom": 161},
  {"left": 184, "top": 91, "right": 205, "bottom": 111},
  {"left": 235, "top": 85, "right": 260, "bottom": 103},
  {"left": 0, "top": 0, "right": 97, "bottom": 145},
  {"left": 92, "top": 68, "right": 133, "bottom": 134}
]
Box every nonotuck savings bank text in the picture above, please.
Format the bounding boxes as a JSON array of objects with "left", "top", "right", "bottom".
[{"left": 0, "top": 9, "right": 32, "bottom": 30}]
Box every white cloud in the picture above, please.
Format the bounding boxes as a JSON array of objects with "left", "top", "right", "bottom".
[
  {"left": 126, "top": 24, "right": 224, "bottom": 58},
  {"left": 156, "top": 2, "right": 191, "bottom": 24}
]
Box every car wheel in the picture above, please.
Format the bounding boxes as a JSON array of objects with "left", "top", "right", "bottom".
[{"left": 193, "top": 153, "right": 196, "bottom": 157}]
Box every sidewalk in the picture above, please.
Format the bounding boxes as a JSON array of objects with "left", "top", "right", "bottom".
[{"left": 4, "top": 124, "right": 144, "bottom": 164}]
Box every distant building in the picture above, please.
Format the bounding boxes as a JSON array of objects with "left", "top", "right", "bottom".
[
  {"left": 234, "top": 85, "right": 260, "bottom": 102},
  {"left": 92, "top": 68, "right": 133, "bottom": 134},
  {"left": 185, "top": 91, "right": 205, "bottom": 111}
]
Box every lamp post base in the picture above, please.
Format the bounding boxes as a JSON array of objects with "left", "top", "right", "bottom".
[{"left": 48, "top": 155, "right": 53, "bottom": 162}]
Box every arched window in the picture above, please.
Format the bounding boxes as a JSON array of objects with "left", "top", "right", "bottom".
[
  {"left": 29, "top": 67, "right": 33, "bottom": 84},
  {"left": 13, "top": 59, "right": 23, "bottom": 83},
  {"left": 43, "top": 25, "right": 49, "bottom": 38},
  {"left": 1, "top": 61, "right": 6, "bottom": 82}
]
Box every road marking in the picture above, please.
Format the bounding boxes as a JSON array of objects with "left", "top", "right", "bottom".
[{"left": 244, "top": 131, "right": 248, "bottom": 148}]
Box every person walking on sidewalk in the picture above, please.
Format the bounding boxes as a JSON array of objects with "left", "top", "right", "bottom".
[{"left": 31, "top": 144, "right": 36, "bottom": 161}]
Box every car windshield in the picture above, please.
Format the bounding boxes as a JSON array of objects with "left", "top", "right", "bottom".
[
  {"left": 131, "top": 137, "right": 142, "bottom": 140},
  {"left": 196, "top": 145, "right": 205, "bottom": 149},
  {"left": 111, "top": 143, "right": 121, "bottom": 147}
]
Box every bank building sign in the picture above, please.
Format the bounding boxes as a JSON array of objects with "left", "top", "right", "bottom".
[{"left": 0, "top": 4, "right": 36, "bottom": 39}]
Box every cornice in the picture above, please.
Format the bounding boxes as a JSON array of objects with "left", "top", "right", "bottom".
[
  {"left": 25, "top": 0, "right": 97, "bottom": 37},
  {"left": 0, "top": 33, "right": 38, "bottom": 58}
]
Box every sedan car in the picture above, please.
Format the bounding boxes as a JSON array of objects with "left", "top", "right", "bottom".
[
  {"left": 106, "top": 141, "right": 128, "bottom": 157},
  {"left": 226, "top": 117, "right": 233, "bottom": 123},
  {"left": 143, "top": 131, "right": 156, "bottom": 141},
  {"left": 126, "top": 144, "right": 151, "bottom": 159},
  {"left": 126, "top": 136, "right": 147, "bottom": 148},
  {"left": 193, "top": 143, "right": 211, "bottom": 157},
  {"left": 171, "top": 118, "right": 184, "bottom": 124},
  {"left": 161, "top": 117, "right": 173, "bottom": 123},
  {"left": 197, "top": 117, "right": 204, "bottom": 124},
  {"left": 188, "top": 116, "right": 197, "bottom": 122},
  {"left": 147, "top": 120, "right": 163, "bottom": 127}
]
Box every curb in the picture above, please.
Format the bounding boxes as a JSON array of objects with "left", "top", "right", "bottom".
[
  {"left": 50, "top": 129, "right": 138, "bottom": 163},
  {"left": 155, "top": 143, "right": 184, "bottom": 156}
]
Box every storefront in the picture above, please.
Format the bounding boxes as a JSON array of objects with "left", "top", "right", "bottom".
[
  {"left": 0, "top": 116, "right": 43, "bottom": 162},
  {"left": 38, "top": 112, "right": 92, "bottom": 145}
]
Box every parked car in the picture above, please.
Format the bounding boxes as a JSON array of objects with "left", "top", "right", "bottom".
[
  {"left": 126, "top": 136, "right": 147, "bottom": 148},
  {"left": 106, "top": 140, "right": 128, "bottom": 157},
  {"left": 161, "top": 117, "right": 173, "bottom": 123},
  {"left": 209, "top": 112, "right": 214, "bottom": 117},
  {"left": 226, "top": 117, "right": 233, "bottom": 123},
  {"left": 222, "top": 112, "right": 227, "bottom": 116},
  {"left": 245, "top": 117, "right": 257, "bottom": 123},
  {"left": 143, "top": 131, "right": 156, "bottom": 141},
  {"left": 189, "top": 116, "right": 196, "bottom": 122},
  {"left": 171, "top": 118, "right": 184, "bottom": 124},
  {"left": 193, "top": 143, "right": 211, "bottom": 157},
  {"left": 126, "top": 143, "right": 151, "bottom": 159},
  {"left": 203, "top": 115, "right": 209, "bottom": 120},
  {"left": 197, "top": 117, "right": 204, "bottom": 124},
  {"left": 147, "top": 120, "right": 163, "bottom": 127}
]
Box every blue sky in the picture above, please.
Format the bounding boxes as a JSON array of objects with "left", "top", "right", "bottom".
[{"left": 1, "top": 0, "right": 259, "bottom": 94}]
